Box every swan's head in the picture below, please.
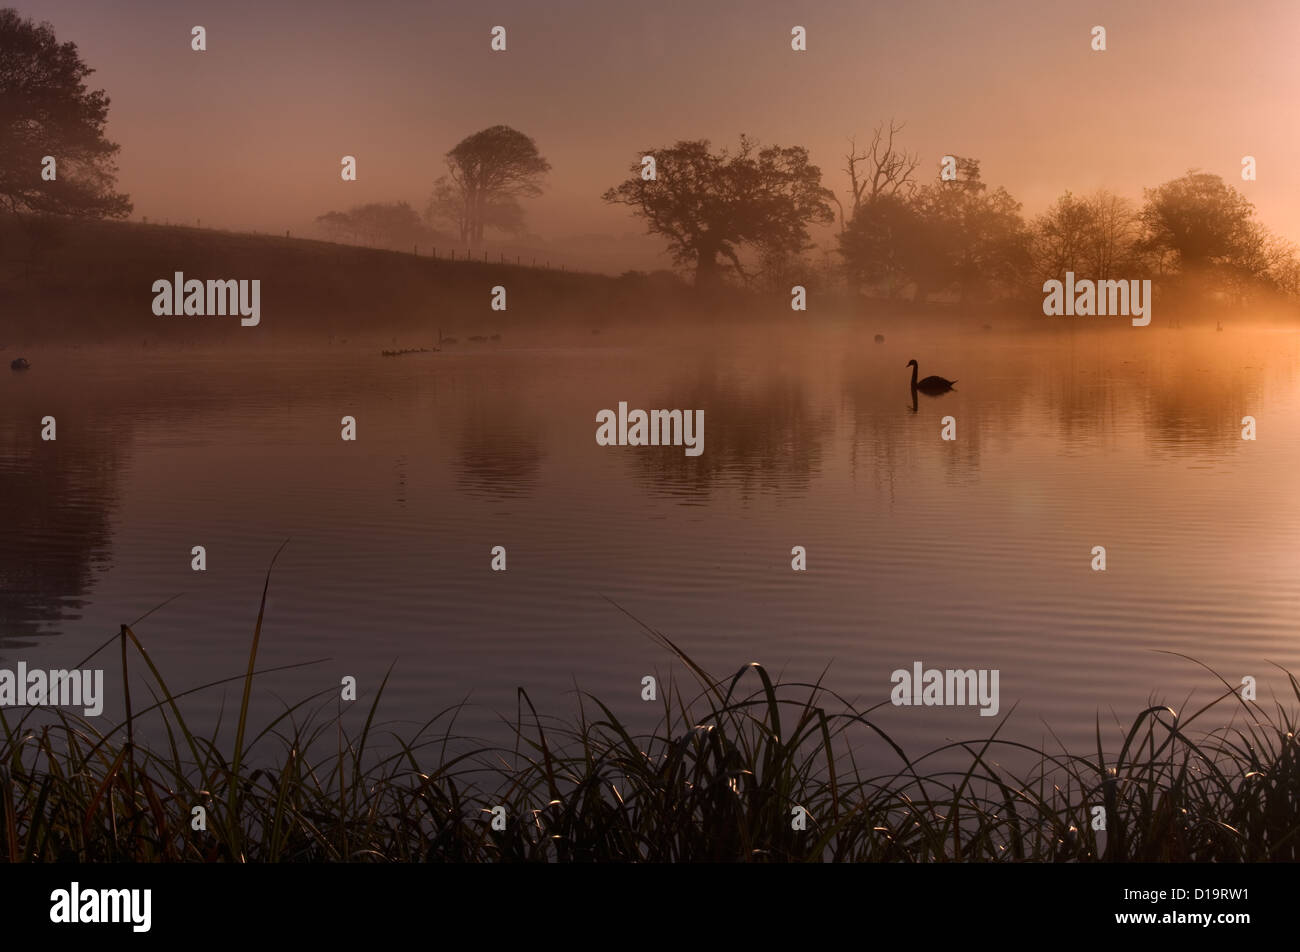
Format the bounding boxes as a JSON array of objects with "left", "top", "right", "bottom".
[{"left": 906, "top": 359, "right": 918, "bottom": 368}]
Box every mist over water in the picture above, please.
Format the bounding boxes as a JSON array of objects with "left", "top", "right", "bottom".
[{"left": 3, "top": 318, "right": 1298, "bottom": 767}]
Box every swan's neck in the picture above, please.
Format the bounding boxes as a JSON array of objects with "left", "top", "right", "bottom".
[{"left": 910, "top": 365, "right": 918, "bottom": 387}]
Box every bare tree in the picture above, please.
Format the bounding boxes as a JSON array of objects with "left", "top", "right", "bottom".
[
  {"left": 1032, "top": 189, "right": 1141, "bottom": 283},
  {"left": 834, "top": 119, "right": 921, "bottom": 231},
  {"left": 1261, "top": 232, "right": 1300, "bottom": 298},
  {"left": 1031, "top": 191, "right": 1094, "bottom": 281},
  {"left": 1085, "top": 190, "right": 1141, "bottom": 281}
]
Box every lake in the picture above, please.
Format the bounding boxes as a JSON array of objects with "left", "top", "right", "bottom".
[{"left": 3, "top": 318, "right": 1299, "bottom": 769}]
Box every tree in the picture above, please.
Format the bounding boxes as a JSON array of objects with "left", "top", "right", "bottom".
[
  {"left": 1031, "top": 191, "right": 1094, "bottom": 280},
  {"left": 314, "top": 210, "right": 355, "bottom": 243},
  {"left": 314, "top": 201, "right": 439, "bottom": 250},
  {"left": 1136, "top": 170, "right": 1295, "bottom": 306},
  {"left": 834, "top": 119, "right": 920, "bottom": 231},
  {"left": 431, "top": 125, "right": 549, "bottom": 249},
  {"left": 1085, "top": 190, "right": 1142, "bottom": 281},
  {"left": 603, "top": 136, "right": 834, "bottom": 288},
  {"left": 1260, "top": 232, "right": 1300, "bottom": 299},
  {"left": 1214, "top": 223, "right": 1300, "bottom": 302},
  {"left": 1139, "top": 171, "right": 1258, "bottom": 274},
  {"left": 425, "top": 175, "right": 525, "bottom": 244},
  {"left": 837, "top": 191, "right": 930, "bottom": 297},
  {"left": 0, "top": 9, "right": 131, "bottom": 219},
  {"left": 1032, "top": 189, "right": 1140, "bottom": 283},
  {"left": 910, "top": 158, "right": 1029, "bottom": 302},
  {"left": 841, "top": 156, "right": 1028, "bottom": 302},
  {"left": 424, "top": 177, "right": 469, "bottom": 242}
]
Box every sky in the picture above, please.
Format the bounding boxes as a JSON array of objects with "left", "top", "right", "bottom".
[{"left": 14, "top": 0, "right": 1300, "bottom": 272}]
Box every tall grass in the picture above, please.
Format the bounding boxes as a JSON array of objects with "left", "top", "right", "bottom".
[{"left": 1, "top": 561, "right": 1297, "bottom": 862}]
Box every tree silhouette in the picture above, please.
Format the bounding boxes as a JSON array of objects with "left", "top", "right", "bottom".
[
  {"left": 839, "top": 156, "right": 1028, "bottom": 302},
  {"left": 315, "top": 201, "right": 439, "bottom": 250},
  {"left": 603, "top": 136, "right": 834, "bottom": 288},
  {"left": 425, "top": 176, "right": 526, "bottom": 245},
  {"left": 426, "top": 125, "right": 549, "bottom": 249},
  {"left": 835, "top": 119, "right": 920, "bottom": 231},
  {"left": 1140, "top": 171, "right": 1259, "bottom": 274},
  {"left": 0, "top": 10, "right": 130, "bottom": 219},
  {"left": 1137, "top": 171, "right": 1300, "bottom": 302},
  {"left": 1032, "top": 189, "right": 1141, "bottom": 283},
  {"left": 837, "top": 192, "right": 930, "bottom": 297}
]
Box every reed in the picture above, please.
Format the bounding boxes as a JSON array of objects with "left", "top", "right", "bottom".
[{"left": 1, "top": 561, "right": 1296, "bottom": 862}]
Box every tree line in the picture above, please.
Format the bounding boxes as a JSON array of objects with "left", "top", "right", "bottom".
[
  {"left": 604, "top": 119, "right": 1300, "bottom": 307},
  {"left": 4, "top": 8, "right": 1296, "bottom": 310},
  {"left": 318, "top": 114, "right": 1299, "bottom": 310}
]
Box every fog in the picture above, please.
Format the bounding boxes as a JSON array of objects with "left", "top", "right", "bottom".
[{"left": 15, "top": 0, "right": 1300, "bottom": 274}]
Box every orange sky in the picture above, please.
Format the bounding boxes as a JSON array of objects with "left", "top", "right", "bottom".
[{"left": 17, "top": 0, "right": 1300, "bottom": 272}]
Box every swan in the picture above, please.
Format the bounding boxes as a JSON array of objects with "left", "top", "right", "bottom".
[
  {"left": 907, "top": 359, "right": 955, "bottom": 393},
  {"left": 10, "top": 357, "right": 30, "bottom": 370}
]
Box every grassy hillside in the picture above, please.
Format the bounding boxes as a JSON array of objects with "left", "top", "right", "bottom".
[{"left": 0, "top": 218, "right": 708, "bottom": 346}]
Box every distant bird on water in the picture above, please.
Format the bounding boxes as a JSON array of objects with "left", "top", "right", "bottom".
[
  {"left": 907, "top": 359, "right": 955, "bottom": 393},
  {"left": 874, "top": 333, "right": 885, "bottom": 343},
  {"left": 10, "top": 357, "right": 30, "bottom": 370}
]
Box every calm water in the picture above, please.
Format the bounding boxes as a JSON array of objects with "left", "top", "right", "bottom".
[{"left": 3, "top": 320, "right": 1299, "bottom": 766}]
